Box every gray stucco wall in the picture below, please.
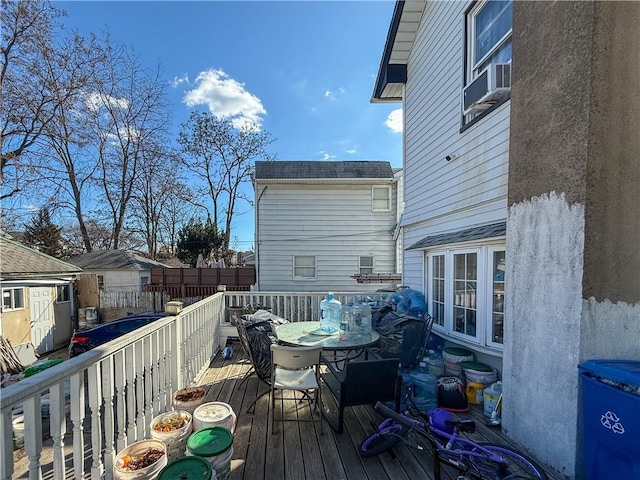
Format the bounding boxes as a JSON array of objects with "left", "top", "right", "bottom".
[{"left": 507, "top": 2, "right": 640, "bottom": 478}]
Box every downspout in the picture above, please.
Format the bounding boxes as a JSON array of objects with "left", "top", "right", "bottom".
[{"left": 255, "top": 186, "right": 268, "bottom": 290}]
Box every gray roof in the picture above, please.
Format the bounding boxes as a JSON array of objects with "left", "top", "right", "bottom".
[
  {"left": 254, "top": 161, "right": 395, "bottom": 180},
  {"left": 67, "top": 250, "right": 167, "bottom": 271},
  {"left": 407, "top": 222, "right": 507, "bottom": 250},
  {"left": 0, "top": 236, "right": 82, "bottom": 278}
]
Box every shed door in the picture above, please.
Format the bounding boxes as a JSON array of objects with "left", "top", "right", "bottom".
[{"left": 30, "top": 287, "right": 54, "bottom": 354}]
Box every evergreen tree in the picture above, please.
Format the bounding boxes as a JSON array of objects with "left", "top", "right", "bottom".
[
  {"left": 24, "top": 207, "right": 64, "bottom": 258},
  {"left": 176, "top": 218, "right": 225, "bottom": 267}
]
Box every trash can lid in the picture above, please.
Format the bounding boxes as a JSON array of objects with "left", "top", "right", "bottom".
[{"left": 579, "top": 360, "right": 640, "bottom": 387}]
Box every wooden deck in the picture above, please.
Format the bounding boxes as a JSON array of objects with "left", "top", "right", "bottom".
[{"left": 197, "top": 340, "right": 562, "bottom": 480}]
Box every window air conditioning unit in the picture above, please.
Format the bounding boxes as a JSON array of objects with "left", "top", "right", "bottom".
[{"left": 463, "top": 63, "right": 511, "bottom": 116}]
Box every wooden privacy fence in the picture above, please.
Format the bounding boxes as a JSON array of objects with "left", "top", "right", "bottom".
[{"left": 148, "top": 267, "right": 256, "bottom": 297}]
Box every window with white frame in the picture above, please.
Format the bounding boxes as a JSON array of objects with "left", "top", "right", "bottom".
[
  {"left": 293, "top": 255, "right": 316, "bottom": 279},
  {"left": 359, "top": 256, "right": 374, "bottom": 274},
  {"left": 2, "top": 287, "right": 25, "bottom": 311},
  {"left": 426, "top": 244, "right": 505, "bottom": 349},
  {"left": 56, "top": 285, "right": 71, "bottom": 303},
  {"left": 467, "top": 0, "right": 512, "bottom": 80},
  {"left": 372, "top": 186, "right": 391, "bottom": 212},
  {"left": 140, "top": 276, "right": 149, "bottom": 292},
  {"left": 97, "top": 274, "right": 105, "bottom": 291}
]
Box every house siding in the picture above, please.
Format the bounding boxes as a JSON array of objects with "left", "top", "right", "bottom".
[{"left": 256, "top": 182, "right": 398, "bottom": 292}]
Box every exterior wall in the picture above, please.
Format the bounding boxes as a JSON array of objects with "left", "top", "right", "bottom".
[
  {"left": 53, "top": 296, "right": 73, "bottom": 350},
  {"left": 92, "top": 269, "right": 147, "bottom": 293},
  {"left": 507, "top": 2, "right": 640, "bottom": 477},
  {"left": 1, "top": 296, "right": 32, "bottom": 346},
  {"left": 256, "top": 182, "right": 398, "bottom": 292}
]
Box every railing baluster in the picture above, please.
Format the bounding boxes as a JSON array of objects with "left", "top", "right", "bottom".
[
  {"left": 125, "top": 346, "right": 136, "bottom": 441},
  {"left": 101, "top": 357, "right": 116, "bottom": 479},
  {"left": 49, "top": 381, "right": 67, "bottom": 480},
  {"left": 114, "top": 350, "right": 127, "bottom": 453},
  {"left": 70, "top": 372, "right": 85, "bottom": 479},
  {"left": 87, "top": 363, "right": 104, "bottom": 479},
  {"left": 134, "top": 341, "right": 145, "bottom": 440},
  {"left": 0, "top": 409, "right": 14, "bottom": 480},
  {"left": 23, "top": 395, "right": 43, "bottom": 480},
  {"left": 143, "top": 335, "right": 153, "bottom": 437},
  {"left": 151, "top": 330, "right": 161, "bottom": 414}
]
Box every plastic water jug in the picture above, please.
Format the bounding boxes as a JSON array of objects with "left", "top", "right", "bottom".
[
  {"left": 320, "top": 293, "right": 341, "bottom": 333},
  {"left": 339, "top": 303, "right": 353, "bottom": 340},
  {"left": 410, "top": 362, "right": 438, "bottom": 412},
  {"left": 359, "top": 300, "right": 372, "bottom": 335},
  {"left": 425, "top": 350, "right": 445, "bottom": 377},
  {"left": 483, "top": 381, "right": 502, "bottom": 417}
]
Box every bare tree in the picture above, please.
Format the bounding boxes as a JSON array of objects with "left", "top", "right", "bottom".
[
  {"left": 178, "top": 111, "right": 275, "bottom": 252},
  {"left": 88, "top": 39, "right": 171, "bottom": 249}
]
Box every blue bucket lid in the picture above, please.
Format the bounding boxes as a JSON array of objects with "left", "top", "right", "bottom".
[{"left": 579, "top": 360, "right": 640, "bottom": 387}]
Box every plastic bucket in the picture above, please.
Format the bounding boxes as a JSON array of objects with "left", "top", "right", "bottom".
[
  {"left": 187, "top": 427, "right": 233, "bottom": 480},
  {"left": 443, "top": 347, "right": 474, "bottom": 376},
  {"left": 157, "top": 455, "right": 213, "bottom": 480},
  {"left": 461, "top": 361, "right": 498, "bottom": 387},
  {"left": 150, "top": 410, "right": 193, "bottom": 463},
  {"left": 78, "top": 308, "right": 87, "bottom": 329},
  {"left": 483, "top": 381, "right": 503, "bottom": 417},
  {"left": 13, "top": 415, "right": 24, "bottom": 449},
  {"left": 85, "top": 307, "right": 98, "bottom": 327},
  {"left": 465, "top": 381, "right": 485, "bottom": 405},
  {"left": 114, "top": 439, "right": 168, "bottom": 480},
  {"left": 173, "top": 387, "right": 206, "bottom": 414},
  {"left": 193, "top": 402, "right": 237, "bottom": 434}
]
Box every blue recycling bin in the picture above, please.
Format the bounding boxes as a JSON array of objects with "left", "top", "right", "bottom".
[{"left": 578, "top": 360, "right": 640, "bottom": 480}]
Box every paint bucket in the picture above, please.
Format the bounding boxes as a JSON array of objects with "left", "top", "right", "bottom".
[
  {"left": 85, "top": 307, "right": 98, "bottom": 327},
  {"left": 187, "top": 427, "right": 233, "bottom": 480},
  {"left": 461, "top": 361, "right": 498, "bottom": 387},
  {"left": 193, "top": 402, "right": 237, "bottom": 434},
  {"left": 173, "top": 387, "right": 206, "bottom": 414},
  {"left": 150, "top": 410, "right": 193, "bottom": 463},
  {"left": 113, "top": 439, "right": 168, "bottom": 480},
  {"left": 443, "top": 347, "right": 474, "bottom": 377},
  {"left": 13, "top": 415, "right": 25, "bottom": 449},
  {"left": 78, "top": 308, "right": 87, "bottom": 329},
  {"left": 465, "top": 381, "right": 485, "bottom": 405},
  {"left": 157, "top": 456, "right": 213, "bottom": 480}
]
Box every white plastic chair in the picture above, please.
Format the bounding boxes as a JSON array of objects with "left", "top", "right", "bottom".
[{"left": 270, "top": 344, "right": 323, "bottom": 434}]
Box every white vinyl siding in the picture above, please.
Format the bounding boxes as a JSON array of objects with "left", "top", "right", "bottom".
[{"left": 257, "top": 182, "right": 398, "bottom": 292}]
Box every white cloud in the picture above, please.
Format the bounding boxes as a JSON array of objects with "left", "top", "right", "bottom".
[
  {"left": 346, "top": 148, "right": 357, "bottom": 155},
  {"left": 171, "top": 74, "right": 189, "bottom": 88},
  {"left": 183, "top": 69, "right": 267, "bottom": 131},
  {"left": 385, "top": 108, "right": 403, "bottom": 133},
  {"left": 324, "top": 87, "right": 346, "bottom": 101},
  {"left": 320, "top": 151, "right": 336, "bottom": 160},
  {"left": 84, "top": 91, "right": 129, "bottom": 113}
]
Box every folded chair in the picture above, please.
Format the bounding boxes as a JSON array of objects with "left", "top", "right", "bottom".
[{"left": 270, "top": 344, "right": 323, "bottom": 434}]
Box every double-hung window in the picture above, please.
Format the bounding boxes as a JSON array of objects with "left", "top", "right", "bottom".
[
  {"left": 372, "top": 186, "right": 391, "bottom": 212},
  {"left": 359, "top": 256, "right": 374, "bottom": 275},
  {"left": 426, "top": 245, "right": 505, "bottom": 350},
  {"left": 2, "top": 287, "right": 25, "bottom": 311},
  {"left": 293, "top": 255, "right": 316, "bottom": 280}
]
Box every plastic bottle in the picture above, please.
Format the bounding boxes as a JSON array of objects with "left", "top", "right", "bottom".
[
  {"left": 339, "top": 303, "right": 352, "bottom": 340},
  {"left": 359, "top": 300, "right": 372, "bottom": 335},
  {"left": 410, "top": 362, "right": 438, "bottom": 412},
  {"left": 350, "top": 302, "right": 363, "bottom": 339},
  {"left": 425, "top": 350, "right": 445, "bottom": 377},
  {"left": 320, "top": 293, "right": 341, "bottom": 333},
  {"left": 483, "top": 381, "right": 503, "bottom": 417}
]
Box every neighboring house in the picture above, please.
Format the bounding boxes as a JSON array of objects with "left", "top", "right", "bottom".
[
  {"left": 0, "top": 236, "right": 82, "bottom": 354},
  {"left": 253, "top": 160, "right": 403, "bottom": 292},
  {"left": 373, "top": 1, "right": 639, "bottom": 478},
  {"left": 67, "top": 250, "right": 168, "bottom": 293}
]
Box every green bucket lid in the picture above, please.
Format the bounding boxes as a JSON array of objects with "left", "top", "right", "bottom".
[
  {"left": 460, "top": 361, "right": 494, "bottom": 372},
  {"left": 157, "top": 456, "right": 212, "bottom": 480},
  {"left": 444, "top": 347, "right": 473, "bottom": 357},
  {"left": 187, "top": 426, "right": 233, "bottom": 458}
]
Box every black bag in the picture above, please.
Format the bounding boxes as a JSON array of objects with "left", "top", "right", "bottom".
[
  {"left": 374, "top": 311, "right": 429, "bottom": 369},
  {"left": 436, "top": 376, "right": 469, "bottom": 412}
]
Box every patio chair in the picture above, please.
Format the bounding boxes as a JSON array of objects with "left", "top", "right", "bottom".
[
  {"left": 270, "top": 344, "right": 323, "bottom": 434},
  {"left": 322, "top": 357, "right": 400, "bottom": 433}
]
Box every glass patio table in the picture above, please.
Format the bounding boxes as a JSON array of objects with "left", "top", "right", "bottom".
[{"left": 275, "top": 321, "right": 380, "bottom": 363}]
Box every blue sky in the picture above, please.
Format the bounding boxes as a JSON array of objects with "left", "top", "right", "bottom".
[{"left": 55, "top": 0, "right": 403, "bottom": 250}]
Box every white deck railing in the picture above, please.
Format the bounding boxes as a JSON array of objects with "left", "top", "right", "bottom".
[{"left": 2, "top": 291, "right": 371, "bottom": 479}]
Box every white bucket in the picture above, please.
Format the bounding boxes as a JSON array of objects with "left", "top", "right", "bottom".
[
  {"left": 173, "top": 387, "right": 206, "bottom": 414},
  {"left": 114, "top": 439, "right": 167, "bottom": 480},
  {"left": 193, "top": 402, "right": 237, "bottom": 433},
  {"left": 13, "top": 415, "right": 24, "bottom": 449},
  {"left": 186, "top": 427, "right": 233, "bottom": 480},
  {"left": 78, "top": 308, "right": 87, "bottom": 329},
  {"left": 85, "top": 307, "right": 98, "bottom": 327},
  {"left": 150, "top": 410, "right": 193, "bottom": 463}
]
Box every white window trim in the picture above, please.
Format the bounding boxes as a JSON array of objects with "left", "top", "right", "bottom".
[
  {"left": 359, "top": 256, "right": 374, "bottom": 275},
  {"left": 372, "top": 185, "right": 391, "bottom": 212},
  {"left": 292, "top": 255, "right": 317, "bottom": 280},
  {"left": 2, "top": 287, "right": 26, "bottom": 311},
  {"left": 425, "top": 242, "right": 505, "bottom": 353}
]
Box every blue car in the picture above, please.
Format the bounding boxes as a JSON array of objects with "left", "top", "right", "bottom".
[{"left": 68, "top": 311, "right": 167, "bottom": 357}]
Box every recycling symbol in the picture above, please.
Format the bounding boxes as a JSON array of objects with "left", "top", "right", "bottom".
[{"left": 600, "top": 411, "right": 625, "bottom": 434}]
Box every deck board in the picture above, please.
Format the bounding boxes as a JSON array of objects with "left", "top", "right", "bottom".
[{"left": 198, "top": 341, "right": 562, "bottom": 480}]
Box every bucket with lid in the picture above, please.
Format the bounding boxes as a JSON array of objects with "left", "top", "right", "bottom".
[
  {"left": 173, "top": 386, "right": 206, "bottom": 414},
  {"left": 193, "top": 402, "right": 237, "bottom": 433},
  {"left": 443, "top": 347, "right": 474, "bottom": 376},
  {"left": 187, "top": 426, "right": 233, "bottom": 480},
  {"left": 150, "top": 410, "right": 193, "bottom": 463},
  {"left": 12, "top": 415, "right": 25, "bottom": 449},
  {"left": 113, "top": 439, "right": 167, "bottom": 480},
  {"left": 157, "top": 456, "right": 213, "bottom": 480},
  {"left": 461, "top": 361, "right": 498, "bottom": 387}
]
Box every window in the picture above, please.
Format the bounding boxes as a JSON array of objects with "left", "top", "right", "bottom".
[
  {"left": 140, "top": 276, "right": 149, "bottom": 292},
  {"left": 426, "top": 245, "right": 505, "bottom": 349},
  {"left": 372, "top": 186, "right": 391, "bottom": 212},
  {"left": 2, "top": 287, "right": 25, "bottom": 311},
  {"left": 293, "top": 255, "right": 316, "bottom": 279},
  {"left": 56, "top": 285, "right": 71, "bottom": 303},
  {"left": 467, "top": 0, "right": 512, "bottom": 79},
  {"left": 359, "top": 256, "right": 374, "bottom": 275},
  {"left": 97, "top": 275, "right": 105, "bottom": 291}
]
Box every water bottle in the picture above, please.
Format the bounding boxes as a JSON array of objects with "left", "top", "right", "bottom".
[
  {"left": 359, "top": 300, "right": 372, "bottom": 335},
  {"left": 351, "top": 302, "right": 363, "bottom": 339},
  {"left": 339, "top": 303, "right": 352, "bottom": 340},
  {"left": 425, "top": 350, "right": 445, "bottom": 377},
  {"left": 410, "top": 362, "right": 438, "bottom": 412},
  {"left": 320, "top": 293, "right": 341, "bottom": 333}
]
